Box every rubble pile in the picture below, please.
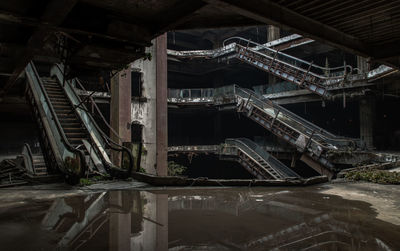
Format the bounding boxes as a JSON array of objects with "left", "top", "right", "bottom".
[{"left": 0, "top": 158, "right": 27, "bottom": 187}]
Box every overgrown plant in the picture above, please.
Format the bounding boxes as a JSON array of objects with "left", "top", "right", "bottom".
[
  {"left": 345, "top": 170, "right": 400, "bottom": 184},
  {"left": 168, "top": 161, "right": 187, "bottom": 176}
]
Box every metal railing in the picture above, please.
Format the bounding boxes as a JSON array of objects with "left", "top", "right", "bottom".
[{"left": 168, "top": 88, "right": 214, "bottom": 100}]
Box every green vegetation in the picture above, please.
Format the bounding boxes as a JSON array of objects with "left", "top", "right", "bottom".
[
  {"left": 79, "top": 178, "right": 93, "bottom": 186},
  {"left": 79, "top": 175, "right": 110, "bottom": 186},
  {"left": 144, "top": 52, "right": 152, "bottom": 61},
  {"left": 168, "top": 161, "right": 187, "bottom": 176},
  {"left": 345, "top": 170, "right": 400, "bottom": 184}
]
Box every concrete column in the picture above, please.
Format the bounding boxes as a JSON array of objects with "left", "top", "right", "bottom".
[
  {"left": 267, "top": 25, "right": 280, "bottom": 92},
  {"left": 267, "top": 25, "right": 280, "bottom": 42},
  {"left": 131, "top": 192, "right": 168, "bottom": 251},
  {"left": 110, "top": 69, "right": 131, "bottom": 165},
  {"left": 213, "top": 74, "right": 223, "bottom": 141},
  {"left": 357, "top": 56, "right": 369, "bottom": 74},
  {"left": 156, "top": 194, "right": 168, "bottom": 251},
  {"left": 109, "top": 191, "right": 131, "bottom": 251},
  {"left": 130, "top": 34, "right": 167, "bottom": 176},
  {"left": 359, "top": 98, "right": 375, "bottom": 149},
  {"left": 156, "top": 34, "right": 168, "bottom": 176},
  {"left": 357, "top": 56, "right": 374, "bottom": 149}
]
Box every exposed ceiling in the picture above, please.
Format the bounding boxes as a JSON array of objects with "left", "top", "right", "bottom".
[{"left": 0, "top": 0, "right": 399, "bottom": 96}]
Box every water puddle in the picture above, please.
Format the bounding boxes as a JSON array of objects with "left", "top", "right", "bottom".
[{"left": 0, "top": 187, "right": 399, "bottom": 250}]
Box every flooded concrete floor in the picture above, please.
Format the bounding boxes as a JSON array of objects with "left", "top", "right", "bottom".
[{"left": 0, "top": 182, "right": 399, "bottom": 251}]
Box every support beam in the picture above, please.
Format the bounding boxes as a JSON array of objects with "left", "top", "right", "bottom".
[
  {"left": 156, "top": 34, "right": 168, "bottom": 176},
  {"left": 300, "top": 154, "right": 334, "bottom": 180},
  {"left": 267, "top": 25, "right": 280, "bottom": 92},
  {"left": 0, "top": 10, "right": 150, "bottom": 47},
  {"left": 204, "top": 0, "right": 369, "bottom": 58},
  {"left": 359, "top": 98, "right": 375, "bottom": 149},
  {"left": 152, "top": 0, "right": 208, "bottom": 36},
  {"left": 1, "top": 0, "right": 78, "bottom": 96}
]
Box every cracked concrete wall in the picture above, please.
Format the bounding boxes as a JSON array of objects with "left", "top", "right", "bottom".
[{"left": 131, "top": 40, "right": 157, "bottom": 175}]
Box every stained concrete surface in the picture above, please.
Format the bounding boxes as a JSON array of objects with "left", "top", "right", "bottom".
[{"left": 320, "top": 181, "right": 400, "bottom": 226}]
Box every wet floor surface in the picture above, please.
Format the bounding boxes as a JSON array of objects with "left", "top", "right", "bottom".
[{"left": 0, "top": 185, "right": 399, "bottom": 251}]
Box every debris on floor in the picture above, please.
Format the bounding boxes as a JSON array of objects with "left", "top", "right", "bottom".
[{"left": 0, "top": 158, "right": 28, "bottom": 187}]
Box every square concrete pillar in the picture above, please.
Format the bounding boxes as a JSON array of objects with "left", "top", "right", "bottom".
[
  {"left": 109, "top": 191, "right": 131, "bottom": 251},
  {"left": 156, "top": 34, "right": 168, "bottom": 176},
  {"left": 359, "top": 98, "right": 375, "bottom": 149},
  {"left": 130, "top": 34, "right": 168, "bottom": 176},
  {"left": 110, "top": 68, "right": 132, "bottom": 166},
  {"left": 267, "top": 25, "right": 280, "bottom": 89}
]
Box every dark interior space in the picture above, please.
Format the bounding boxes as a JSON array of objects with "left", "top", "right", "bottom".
[
  {"left": 169, "top": 154, "right": 253, "bottom": 179},
  {"left": 168, "top": 108, "right": 270, "bottom": 146},
  {"left": 0, "top": 103, "right": 41, "bottom": 158},
  {"left": 375, "top": 97, "right": 400, "bottom": 150},
  {"left": 284, "top": 100, "right": 360, "bottom": 138}
]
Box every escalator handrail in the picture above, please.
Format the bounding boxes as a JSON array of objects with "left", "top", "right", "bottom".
[
  {"left": 51, "top": 64, "right": 134, "bottom": 175},
  {"left": 26, "top": 62, "right": 87, "bottom": 177},
  {"left": 73, "top": 78, "right": 135, "bottom": 174},
  {"left": 235, "top": 44, "right": 345, "bottom": 85},
  {"left": 236, "top": 86, "right": 335, "bottom": 136},
  {"left": 225, "top": 139, "right": 279, "bottom": 178},
  {"left": 227, "top": 138, "right": 300, "bottom": 178},
  {"left": 74, "top": 79, "right": 122, "bottom": 142},
  {"left": 224, "top": 36, "right": 352, "bottom": 77},
  {"left": 234, "top": 85, "right": 360, "bottom": 147}
]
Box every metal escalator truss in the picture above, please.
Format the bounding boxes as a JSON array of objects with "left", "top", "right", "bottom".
[
  {"left": 25, "top": 62, "right": 87, "bottom": 179},
  {"left": 224, "top": 138, "right": 300, "bottom": 180},
  {"left": 234, "top": 86, "right": 361, "bottom": 169},
  {"left": 25, "top": 62, "right": 134, "bottom": 181},
  {"left": 49, "top": 64, "right": 134, "bottom": 177},
  {"left": 225, "top": 37, "right": 396, "bottom": 99},
  {"left": 235, "top": 44, "right": 336, "bottom": 98}
]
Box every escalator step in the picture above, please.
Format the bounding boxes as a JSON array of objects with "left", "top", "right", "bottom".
[
  {"left": 57, "top": 114, "right": 77, "bottom": 118},
  {"left": 44, "top": 86, "right": 62, "bottom": 90},
  {"left": 49, "top": 98, "right": 69, "bottom": 102},
  {"left": 65, "top": 132, "right": 87, "bottom": 138},
  {"left": 60, "top": 124, "right": 82, "bottom": 129},
  {"left": 54, "top": 109, "right": 74, "bottom": 113},
  {"left": 53, "top": 105, "right": 71, "bottom": 109},
  {"left": 64, "top": 130, "right": 86, "bottom": 135},
  {"left": 51, "top": 100, "right": 69, "bottom": 104},
  {"left": 46, "top": 91, "right": 64, "bottom": 96},
  {"left": 56, "top": 109, "right": 74, "bottom": 114},
  {"left": 43, "top": 84, "right": 60, "bottom": 88},
  {"left": 58, "top": 117, "right": 77, "bottom": 122},
  {"left": 47, "top": 94, "right": 66, "bottom": 98}
]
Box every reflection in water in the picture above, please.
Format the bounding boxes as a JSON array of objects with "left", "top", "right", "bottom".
[{"left": 0, "top": 188, "right": 399, "bottom": 250}]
